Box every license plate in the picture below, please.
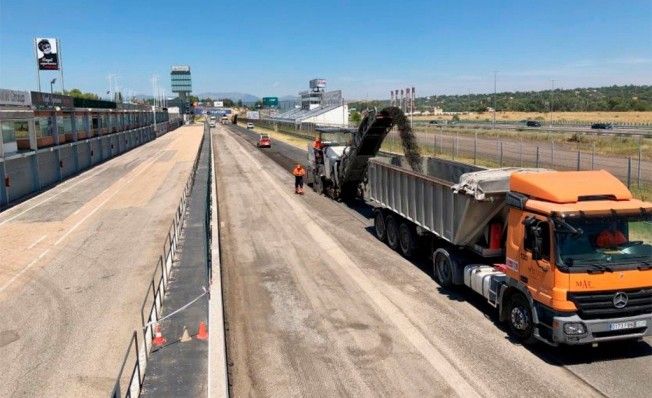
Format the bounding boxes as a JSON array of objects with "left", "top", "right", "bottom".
[{"left": 609, "top": 320, "right": 647, "bottom": 331}]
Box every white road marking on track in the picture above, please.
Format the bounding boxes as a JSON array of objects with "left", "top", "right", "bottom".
[
  {"left": 54, "top": 151, "right": 166, "bottom": 246},
  {"left": 27, "top": 235, "right": 47, "bottom": 249},
  {"left": 0, "top": 135, "right": 161, "bottom": 226},
  {"left": 0, "top": 249, "right": 50, "bottom": 294},
  {"left": 0, "top": 173, "right": 98, "bottom": 226},
  {"left": 0, "top": 149, "right": 168, "bottom": 293},
  {"left": 224, "top": 130, "right": 489, "bottom": 398}
]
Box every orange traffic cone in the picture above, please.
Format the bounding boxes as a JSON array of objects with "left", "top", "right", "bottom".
[
  {"left": 152, "top": 323, "right": 167, "bottom": 347},
  {"left": 196, "top": 321, "right": 208, "bottom": 340}
]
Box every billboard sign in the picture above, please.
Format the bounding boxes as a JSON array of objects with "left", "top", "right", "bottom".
[
  {"left": 262, "top": 97, "right": 278, "bottom": 107},
  {"left": 30, "top": 91, "right": 74, "bottom": 108},
  {"left": 246, "top": 111, "right": 260, "bottom": 120},
  {"left": 214, "top": 101, "right": 223, "bottom": 107},
  {"left": 0, "top": 89, "right": 32, "bottom": 106},
  {"left": 309, "top": 79, "right": 326, "bottom": 89},
  {"left": 35, "top": 38, "right": 59, "bottom": 70}
]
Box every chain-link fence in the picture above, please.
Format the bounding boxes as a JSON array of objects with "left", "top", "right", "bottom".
[{"left": 382, "top": 129, "right": 651, "bottom": 199}]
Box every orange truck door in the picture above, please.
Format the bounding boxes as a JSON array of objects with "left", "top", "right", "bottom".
[{"left": 520, "top": 215, "right": 556, "bottom": 307}]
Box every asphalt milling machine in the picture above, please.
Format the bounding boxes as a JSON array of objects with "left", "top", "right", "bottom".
[{"left": 307, "top": 106, "right": 421, "bottom": 200}]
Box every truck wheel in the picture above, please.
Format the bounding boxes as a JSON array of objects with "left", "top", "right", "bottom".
[
  {"left": 374, "top": 211, "right": 387, "bottom": 242},
  {"left": 506, "top": 294, "right": 536, "bottom": 344},
  {"left": 386, "top": 215, "right": 400, "bottom": 251},
  {"left": 433, "top": 248, "right": 453, "bottom": 287},
  {"left": 398, "top": 222, "right": 416, "bottom": 258}
]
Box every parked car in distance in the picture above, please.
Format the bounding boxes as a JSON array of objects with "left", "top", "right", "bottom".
[
  {"left": 246, "top": 122, "right": 255, "bottom": 129},
  {"left": 209, "top": 121, "right": 216, "bottom": 127},
  {"left": 257, "top": 134, "right": 271, "bottom": 148},
  {"left": 526, "top": 120, "right": 542, "bottom": 127},
  {"left": 591, "top": 123, "right": 613, "bottom": 130},
  {"left": 429, "top": 120, "right": 439, "bottom": 125}
]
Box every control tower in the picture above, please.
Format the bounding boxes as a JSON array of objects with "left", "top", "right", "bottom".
[{"left": 170, "top": 65, "right": 192, "bottom": 99}]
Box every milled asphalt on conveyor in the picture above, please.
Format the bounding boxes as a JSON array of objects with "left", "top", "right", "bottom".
[
  {"left": 140, "top": 130, "right": 210, "bottom": 397},
  {"left": 225, "top": 123, "right": 652, "bottom": 398}
]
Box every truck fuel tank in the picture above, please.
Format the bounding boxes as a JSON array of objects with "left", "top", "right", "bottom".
[{"left": 464, "top": 265, "right": 506, "bottom": 305}]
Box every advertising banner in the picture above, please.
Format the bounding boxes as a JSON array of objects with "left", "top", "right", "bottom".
[
  {"left": 35, "top": 38, "right": 60, "bottom": 70},
  {"left": 0, "top": 89, "right": 32, "bottom": 106},
  {"left": 30, "top": 91, "right": 74, "bottom": 108}
]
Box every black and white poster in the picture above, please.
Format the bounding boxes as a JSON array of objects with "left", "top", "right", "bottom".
[{"left": 35, "top": 38, "right": 59, "bottom": 70}]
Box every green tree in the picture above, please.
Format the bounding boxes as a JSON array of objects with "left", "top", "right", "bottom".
[{"left": 349, "top": 110, "right": 362, "bottom": 124}]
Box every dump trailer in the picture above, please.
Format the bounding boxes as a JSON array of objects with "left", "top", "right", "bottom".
[{"left": 369, "top": 156, "right": 652, "bottom": 345}]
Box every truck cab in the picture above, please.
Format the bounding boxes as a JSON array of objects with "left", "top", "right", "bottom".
[{"left": 501, "top": 170, "right": 652, "bottom": 345}]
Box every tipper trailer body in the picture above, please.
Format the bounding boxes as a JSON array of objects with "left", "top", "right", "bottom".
[{"left": 368, "top": 156, "right": 652, "bottom": 345}]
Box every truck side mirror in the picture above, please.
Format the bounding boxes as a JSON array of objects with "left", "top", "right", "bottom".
[{"left": 531, "top": 225, "right": 543, "bottom": 261}]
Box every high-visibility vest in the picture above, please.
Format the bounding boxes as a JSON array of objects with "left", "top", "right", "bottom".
[{"left": 293, "top": 166, "right": 305, "bottom": 177}]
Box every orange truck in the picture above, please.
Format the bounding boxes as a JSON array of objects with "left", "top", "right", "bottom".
[{"left": 368, "top": 157, "right": 652, "bottom": 345}]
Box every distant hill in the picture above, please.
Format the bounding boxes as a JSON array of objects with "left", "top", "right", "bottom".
[
  {"left": 196, "top": 92, "right": 259, "bottom": 103},
  {"left": 349, "top": 85, "right": 652, "bottom": 112}
]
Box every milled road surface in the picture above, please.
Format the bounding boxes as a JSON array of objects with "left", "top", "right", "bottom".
[
  {"left": 216, "top": 123, "right": 652, "bottom": 397},
  {"left": 0, "top": 124, "right": 203, "bottom": 397}
]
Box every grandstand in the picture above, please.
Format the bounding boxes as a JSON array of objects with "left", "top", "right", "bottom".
[{"left": 272, "top": 79, "right": 348, "bottom": 125}]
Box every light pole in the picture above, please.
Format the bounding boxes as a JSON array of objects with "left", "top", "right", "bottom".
[
  {"left": 49, "top": 78, "right": 57, "bottom": 138},
  {"left": 550, "top": 79, "right": 555, "bottom": 127},
  {"left": 492, "top": 71, "right": 497, "bottom": 129}
]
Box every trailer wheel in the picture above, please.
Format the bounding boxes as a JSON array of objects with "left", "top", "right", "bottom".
[
  {"left": 398, "top": 222, "right": 417, "bottom": 258},
  {"left": 506, "top": 293, "right": 536, "bottom": 344},
  {"left": 385, "top": 215, "right": 400, "bottom": 251},
  {"left": 374, "top": 211, "right": 387, "bottom": 242},
  {"left": 433, "top": 248, "right": 453, "bottom": 287}
]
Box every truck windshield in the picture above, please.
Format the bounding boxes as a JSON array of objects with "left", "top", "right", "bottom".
[{"left": 556, "top": 215, "right": 652, "bottom": 269}]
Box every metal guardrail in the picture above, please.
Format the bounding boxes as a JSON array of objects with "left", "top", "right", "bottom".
[{"left": 110, "top": 124, "right": 204, "bottom": 398}]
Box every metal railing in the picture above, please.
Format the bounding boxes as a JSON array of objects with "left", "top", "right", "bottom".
[
  {"left": 381, "top": 130, "right": 651, "bottom": 192},
  {"left": 111, "top": 126, "right": 205, "bottom": 398}
]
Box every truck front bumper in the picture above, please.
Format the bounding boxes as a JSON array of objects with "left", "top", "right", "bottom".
[{"left": 549, "top": 313, "right": 651, "bottom": 345}]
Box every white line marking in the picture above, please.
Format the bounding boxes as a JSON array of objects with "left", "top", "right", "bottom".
[
  {"left": 0, "top": 138, "right": 157, "bottom": 226},
  {"left": 0, "top": 249, "right": 50, "bottom": 294},
  {"left": 0, "top": 173, "right": 97, "bottom": 226},
  {"left": 54, "top": 152, "right": 166, "bottom": 246},
  {"left": 1, "top": 149, "right": 168, "bottom": 293},
  {"left": 27, "top": 235, "right": 47, "bottom": 249}
]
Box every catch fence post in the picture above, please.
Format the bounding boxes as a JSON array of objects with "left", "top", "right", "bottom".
[
  {"left": 519, "top": 139, "right": 523, "bottom": 167},
  {"left": 474, "top": 132, "right": 477, "bottom": 165},
  {"left": 591, "top": 141, "right": 595, "bottom": 170},
  {"left": 638, "top": 135, "right": 642, "bottom": 189},
  {"left": 627, "top": 157, "right": 632, "bottom": 188},
  {"left": 551, "top": 140, "right": 555, "bottom": 168},
  {"left": 576, "top": 151, "right": 581, "bottom": 171},
  {"left": 536, "top": 146, "right": 540, "bottom": 168}
]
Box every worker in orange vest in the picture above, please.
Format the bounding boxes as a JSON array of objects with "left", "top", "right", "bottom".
[
  {"left": 292, "top": 163, "right": 306, "bottom": 194},
  {"left": 312, "top": 137, "right": 323, "bottom": 164},
  {"left": 596, "top": 221, "right": 627, "bottom": 248}
]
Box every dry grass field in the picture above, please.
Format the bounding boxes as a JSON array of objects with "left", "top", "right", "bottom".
[{"left": 413, "top": 111, "right": 652, "bottom": 124}]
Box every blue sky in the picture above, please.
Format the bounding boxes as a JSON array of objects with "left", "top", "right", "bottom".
[{"left": 1, "top": 0, "right": 651, "bottom": 99}]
